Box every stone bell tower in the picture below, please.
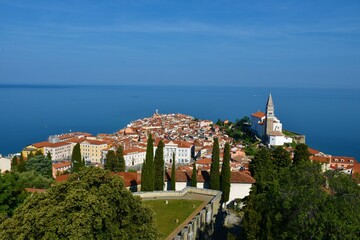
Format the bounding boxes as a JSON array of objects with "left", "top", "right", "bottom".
[{"left": 265, "top": 93, "right": 275, "bottom": 137}]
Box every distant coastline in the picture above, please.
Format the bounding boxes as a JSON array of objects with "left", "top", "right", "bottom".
[{"left": 0, "top": 86, "right": 359, "bottom": 160}]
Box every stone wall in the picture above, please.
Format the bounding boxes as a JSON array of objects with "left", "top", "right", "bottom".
[{"left": 134, "top": 187, "right": 222, "bottom": 240}]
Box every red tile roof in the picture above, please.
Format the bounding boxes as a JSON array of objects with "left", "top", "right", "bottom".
[
  {"left": 331, "top": 156, "right": 357, "bottom": 164},
  {"left": 123, "top": 147, "right": 146, "bottom": 155},
  {"left": 196, "top": 158, "right": 212, "bottom": 165},
  {"left": 25, "top": 188, "right": 46, "bottom": 193},
  {"left": 251, "top": 112, "right": 265, "bottom": 119},
  {"left": 311, "top": 155, "right": 331, "bottom": 163},
  {"left": 308, "top": 148, "right": 321, "bottom": 155},
  {"left": 32, "top": 141, "right": 52, "bottom": 148},
  {"left": 52, "top": 162, "right": 72, "bottom": 169},
  {"left": 55, "top": 174, "right": 70, "bottom": 182},
  {"left": 113, "top": 172, "right": 141, "bottom": 187},
  {"left": 55, "top": 172, "right": 141, "bottom": 188}
]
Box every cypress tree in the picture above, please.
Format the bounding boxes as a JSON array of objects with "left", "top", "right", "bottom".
[
  {"left": 191, "top": 162, "right": 197, "bottom": 187},
  {"left": 11, "top": 155, "right": 18, "bottom": 171},
  {"left": 105, "top": 150, "right": 117, "bottom": 171},
  {"left": 154, "top": 140, "right": 165, "bottom": 191},
  {"left": 81, "top": 157, "right": 86, "bottom": 167},
  {"left": 18, "top": 153, "right": 26, "bottom": 172},
  {"left": 71, "top": 143, "right": 82, "bottom": 173},
  {"left": 221, "top": 142, "right": 231, "bottom": 203},
  {"left": 46, "top": 152, "right": 52, "bottom": 161},
  {"left": 210, "top": 138, "right": 220, "bottom": 190},
  {"left": 115, "top": 145, "right": 126, "bottom": 172},
  {"left": 141, "top": 134, "right": 154, "bottom": 191},
  {"left": 171, "top": 152, "right": 176, "bottom": 190}
]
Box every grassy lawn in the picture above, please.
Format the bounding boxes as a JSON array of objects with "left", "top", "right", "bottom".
[
  {"left": 283, "top": 130, "right": 298, "bottom": 137},
  {"left": 144, "top": 199, "right": 203, "bottom": 239}
]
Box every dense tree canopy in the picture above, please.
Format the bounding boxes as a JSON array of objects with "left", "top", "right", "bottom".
[
  {"left": 243, "top": 146, "right": 360, "bottom": 240},
  {"left": 0, "top": 172, "right": 29, "bottom": 218},
  {"left": 25, "top": 154, "right": 52, "bottom": 178},
  {"left": 293, "top": 143, "right": 311, "bottom": 165},
  {"left": 0, "top": 171, "right": 54, "bottom": 218},
  {"left": 17, "top": 153, "right": 26, "bottom": 173},
  {"left": 0, "top": 167, "right": 159, "bottom": 239},
  {"left": 210, "top": 138, "right": 220, "bottom": 190},
  {"left": 271, "top": 146, "right": 291, "bottom": 168}
]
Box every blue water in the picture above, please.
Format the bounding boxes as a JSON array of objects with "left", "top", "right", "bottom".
[{"left": 0, "top": 85, "right": 359, "bottom": 160}]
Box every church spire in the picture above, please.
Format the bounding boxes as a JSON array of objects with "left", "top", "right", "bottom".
[
  {"left": 266, "top": 93, "right": 274, "bottom": 109},
  {"left": 266, "top": 92, "right": 274, "bottom": 116}
]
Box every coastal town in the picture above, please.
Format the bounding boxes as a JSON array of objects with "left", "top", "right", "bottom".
[
  {"left": 1, "top": 93, "right": 360, "bottom": 239},
  {"left": 1, "top": 94, "right": 358, "bottom": 198}
]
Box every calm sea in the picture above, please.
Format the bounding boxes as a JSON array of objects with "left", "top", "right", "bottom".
[{"left": 0, "top": 85, "right": 359, "bottom": 160}]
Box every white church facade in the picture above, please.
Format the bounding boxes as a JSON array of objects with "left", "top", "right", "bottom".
[{"left": 250, "top": 94, "right": 292, "bottom": 146}]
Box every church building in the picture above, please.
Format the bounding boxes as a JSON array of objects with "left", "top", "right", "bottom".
[{"left": 250, "top": 93, "right": 292, "bottom": 146}]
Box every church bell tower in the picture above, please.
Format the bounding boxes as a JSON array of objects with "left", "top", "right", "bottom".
[{"left": 265, "top": 93, "right": 275, "bottom": 136}]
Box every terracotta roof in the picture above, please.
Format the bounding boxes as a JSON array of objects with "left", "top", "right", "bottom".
[
  {"left": 46, "top": 142, "right": 72, "bottom": 148},
  {"left": 230, "top": 171, "right": 256, "bottom": 184},
  {"left": 123, "top": 147, "right": 146, "bottom": 155},
  {"left": 52, "top": 161, "right": 72, "bottom": 169},
  {"left": 55, "top": 172, "right": 140, "bottom": 188},
  {"left": 196, "top": 158, "right": 212, "bottom": 165},
  {"left": 66, "top": 137, "right": 86, "bottom": 143},
  {"left": 251, "top": 112, "right": 265, "bottom": 119},
  {"left": 352, "top": 163, "right": 360, "bottom": 176},
  {"left": 32, "top": 141, "right": 52, "bottom": 148},
  {"left": 308, "top": 148, "right": 321, "bottom": 155},
  {"left": 82, "top": 139, "right": 107, "bottom": 145},
  {"left": 55, "top": 174, "right": 70, "bottom": 182},
  {"left": 331, "top": 156, "right": 357, "bottom": 164},
  {"left": 25, "top": 188, "right": 46, "bottom": 193},
  {"left": 311, "top": 155, "right": 331, "bottom": 163},
  {"left": 113, "top": 172, "right": 141, "bottom": 187}
]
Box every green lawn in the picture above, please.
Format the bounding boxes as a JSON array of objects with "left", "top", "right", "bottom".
[{"left": 144, "top": 199, "right": 203, "bottom": 239}]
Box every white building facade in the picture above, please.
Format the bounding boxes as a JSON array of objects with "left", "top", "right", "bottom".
[
  {"left": 123, "top": 147, "right": 146, "bottom": 166},
  {"left": 154, "top": 140, "right": 192, "bottom": 164},
  {"left": 44, "top": 142, "right": 73, "bottom": 161}
]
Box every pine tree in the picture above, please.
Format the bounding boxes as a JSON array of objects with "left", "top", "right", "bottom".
[
  {"left": 115, "top": 145, "right": 126, "bottom": 172},
  {"left": 18, "top": 153, "right": 26, "bottom": 172},
  {"left": 154, "top": 140, "right": 165, "bottom": 191},
  {"left": 171, "top": 152, "right": 176, "bottom": 190},
  {"left": 210, "top": 138, "right": 220, "bottom": 190},
  {"left": 141, "top": 134, "right": 154, "bottom": 191},
  {"left": 221, "top": 142, "right": 231, "bottom": 203},
  {"left": 191, "top": 162, "right": 197, "bottom": 187},
  {"left": 11, "top": 156, "right": 18, "bottom": 171},
  {"left": 71, "top": 143, "right": 82, "bottom": 173}
]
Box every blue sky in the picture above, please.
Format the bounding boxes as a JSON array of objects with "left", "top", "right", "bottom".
[{"left": 0, "top": 0, "right": 359, "bottom": 87}]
